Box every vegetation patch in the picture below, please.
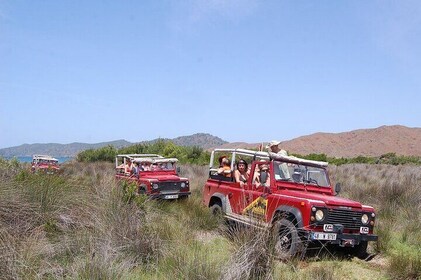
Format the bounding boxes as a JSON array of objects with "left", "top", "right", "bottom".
[{"left": 0, "top": 159, "right": 419, "bottom": 279}]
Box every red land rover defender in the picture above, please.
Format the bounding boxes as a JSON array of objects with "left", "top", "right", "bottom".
[
  {"left": 115, "top": 154, "right": 190, "bottom": 200},
  {"left": 202, "top": 149, "right": 378, "bottom": 259},
  {"left": 31, "top": 155, "right": 60, "bottom": 174}
]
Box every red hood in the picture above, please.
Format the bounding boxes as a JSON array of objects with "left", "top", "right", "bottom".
[
  {"left": 140, "top": 172, "right": 185, "bottom": 182},
  {"left": 280, "top": 190, "right": 362, "bottom": 209},
  {"left": 38, "top": 164, "right": 60, "bottom": 170}
]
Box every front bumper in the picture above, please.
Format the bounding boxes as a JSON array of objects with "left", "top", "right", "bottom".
[
  {"left": 150, "top": 192, "right": 191, "bottom": 200},
  {"left": 302, "top": 230, "right": 378, "bottom": 247}
]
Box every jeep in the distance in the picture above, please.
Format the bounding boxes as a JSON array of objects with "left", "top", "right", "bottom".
[
  {"left": 115, "top": 154, "right": 190, "bottom": 199},
  {"left": 202, "top": 148, "right": 378, "bottom": 259},
  {"left": 31, "top": 155, "right": 60, "bottom": 174}
]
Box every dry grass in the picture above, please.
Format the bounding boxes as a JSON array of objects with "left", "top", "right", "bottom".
[
  {"left": 330, "top": 164, "right": 421, "bottom": 279},
  {"left": 0, "top": 160, "right": 420, "bottom": 279},
  {"left": 220, "top": 225, "right": 275, "bottom": 280}
]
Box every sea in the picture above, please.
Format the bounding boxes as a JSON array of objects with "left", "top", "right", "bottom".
[{"left": 5, "top": 156, "right": 74, "bottom": 164}]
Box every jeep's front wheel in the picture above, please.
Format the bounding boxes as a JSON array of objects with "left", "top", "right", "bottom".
[
  {"left": 138, "top": 184, "right": 147, "bottom": 195},
  {"left": 210, "top": 203, "right": 223, "bottom": 217},
  {"left": 272, "top": 219, "right": 303, "bottom": 260},
  {"left": 350, "top": 241, "right": 368, "bottom": 259}
]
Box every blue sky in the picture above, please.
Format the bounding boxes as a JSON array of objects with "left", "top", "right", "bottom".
[{"left": 1, "top": 0, "right": 421, "bottom": 149}]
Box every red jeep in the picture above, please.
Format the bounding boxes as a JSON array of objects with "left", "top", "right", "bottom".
[
  {"left": 31, "top": 155, "right": 60, "bottom": 174},
  {"left": 115, "top": 154, "right": 190, "bottom": 199},
  {"left": 202, "top": 149, "right": 378, "bottom": 259}
]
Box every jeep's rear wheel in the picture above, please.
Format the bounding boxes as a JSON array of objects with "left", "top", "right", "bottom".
[{"left": 272, "top": 219, "right": 303, "bottom": 260}]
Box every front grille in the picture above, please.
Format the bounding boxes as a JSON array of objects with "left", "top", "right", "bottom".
[
  {"left": 325, "top": 208, "right": 362, "bottom": 230},
  {"left": 158, "top": 181, "right": 181, "bottom": 192}
]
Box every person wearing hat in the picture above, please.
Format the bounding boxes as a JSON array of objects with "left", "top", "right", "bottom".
[
  {"left": 253, "top": 162, "right": 271, "bottom": 189},
  {"left": 267, "top": 140, "right": 288, "bottom": 156},
  {"left": 267, "top": 140, "right": 291, "bottom": 179}
]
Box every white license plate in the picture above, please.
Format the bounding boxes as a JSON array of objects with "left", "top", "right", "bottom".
[
  {"left": 312, "top": 232, "right": 337, "bottom": 240},
  {"left": 360, "top": 227, "right": 369, "bottom": 234},
  {"left": 164, "top": 194, "right": 179, "bottom": 199}
]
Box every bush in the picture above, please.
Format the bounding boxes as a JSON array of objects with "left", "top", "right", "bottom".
[
  {"left": 77, "top": 145, "right": 117, "bottom": 162},
  {"left": 76, "top": 140, "right": 210, "bottom": 165}
]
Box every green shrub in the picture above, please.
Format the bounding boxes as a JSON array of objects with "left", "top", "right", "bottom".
[{"left": 76, "top": 140, "right": 210, "bottom": 165}]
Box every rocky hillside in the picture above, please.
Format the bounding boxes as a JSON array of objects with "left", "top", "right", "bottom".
[{"left": 217, "top": 125, "right": 421, "bottom": 157}]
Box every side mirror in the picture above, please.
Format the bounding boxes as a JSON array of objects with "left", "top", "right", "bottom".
[
  {"left": 259, "top": 171, "right": 268, "bottom": 185},
  {"left": 335, "top": 183, "right": 341, "bottom": 195},
  {"left": 176, "top": 167, "right": 181, "bottom": 174}
]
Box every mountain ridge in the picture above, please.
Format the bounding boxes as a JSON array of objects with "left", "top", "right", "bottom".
[
  {"left": 0, "top": 133, "right": 227, "bottom": 157},
  {"left": 217, "top": 125, "right": 421, "bottom": 157},
  {"left": 1, "top": 125, "right": 421, "bottom": 158}
]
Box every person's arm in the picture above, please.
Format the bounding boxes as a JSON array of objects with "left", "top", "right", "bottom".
[
  {"left": 234, "top": 170, "right": 240, "bottom": 182},
  {"left": 217, "top": 167, "right": 224, "bottom": 175},
  {"left": 253, "top": 171, "right": 260, "bottom": 187}
]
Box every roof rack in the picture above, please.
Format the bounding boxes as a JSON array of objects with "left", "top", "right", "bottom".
[
  {"left": 115, "top": 154, "right": 177, "bottom": 167},
  {"left": 210, "top": 148, "right": 328, "bottom": 168},
  {"left": 132, "top": 157, "right": 178, "bottom": 163},
  {"left": 32, "top": 155, "right": 59, "bottom": 161},
  {"left": 116, "top": 154, "right": 163, "bottom": 159}
]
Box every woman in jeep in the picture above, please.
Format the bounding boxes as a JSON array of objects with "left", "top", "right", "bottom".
[{"left": 234, "top": 159, "right": 250, "bottom": 186}]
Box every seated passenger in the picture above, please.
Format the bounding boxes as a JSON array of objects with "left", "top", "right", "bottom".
[
  {"left": 217, "top": 156, "right": 232, "bottom": 177},
  {"left": 234, "top": 159, "right": 250, "bottom": 186},
  {"left": 142, "top": 162, "right": 151, "bottom": 171},
  {"left": 151, "top": 163, "right": 159, "bottom": 171},
  {"left": 131, "top": 162, "right": 140, "bottom": 176},
  {"left": 254, "top": 164, "right": 271, "bottom": 189},
  {"left": 160, "top": 163, "right": 167, "bottom": 170},
  {"left": 124, "top": 159, "right": 133, "bottom": 175}
]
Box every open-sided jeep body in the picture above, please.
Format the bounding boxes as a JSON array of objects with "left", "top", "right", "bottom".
[
  {"left": 115, "top": 154, "right": 190, "bottom": 200},
  {"left": 202, "top": 148, "right": 378, "bottom": 259},
  {"left": 31, "top": 155, "right": 60, "bottom": 174}
]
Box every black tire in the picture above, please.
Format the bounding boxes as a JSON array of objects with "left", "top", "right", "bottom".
[
  {"left": 138, "top": 185, "right": 147, "bottom": 195},
  {"left": 272, "top": 219, "right": 304, "bottom": 260},
  {"left": 210, "top": 203, "right": 223, "bottom": 217},
  {"left": 350, "top": 241, "right": 368, "bottom": 259}
]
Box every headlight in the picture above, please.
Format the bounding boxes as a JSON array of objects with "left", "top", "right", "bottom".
[
  {"left": 152, "top": 183, "right": 159, "bottom": 190},
  {"left": 315, "top": 210, "right": 324, "bottom": 221},
  {"left": 361, "top": 214, "right": 369, "bottom": 225},
  {"left": 181, "top": 182, "right": 186, "bottom": 188}
]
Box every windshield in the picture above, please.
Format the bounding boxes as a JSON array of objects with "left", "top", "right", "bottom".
[
  {"left": 273, "top": 160, "right": 329, "bottom": 187},
  {"left": 140, "top": 162, "right": 175, "bottom": 171}
]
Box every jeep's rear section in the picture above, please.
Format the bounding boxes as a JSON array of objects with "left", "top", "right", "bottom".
[
  {"left": 116, "top": 154, "right": 190, "bottom": 200},
  {"left": 202, "top": 148, "right": 378, "bottom": 259}
]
